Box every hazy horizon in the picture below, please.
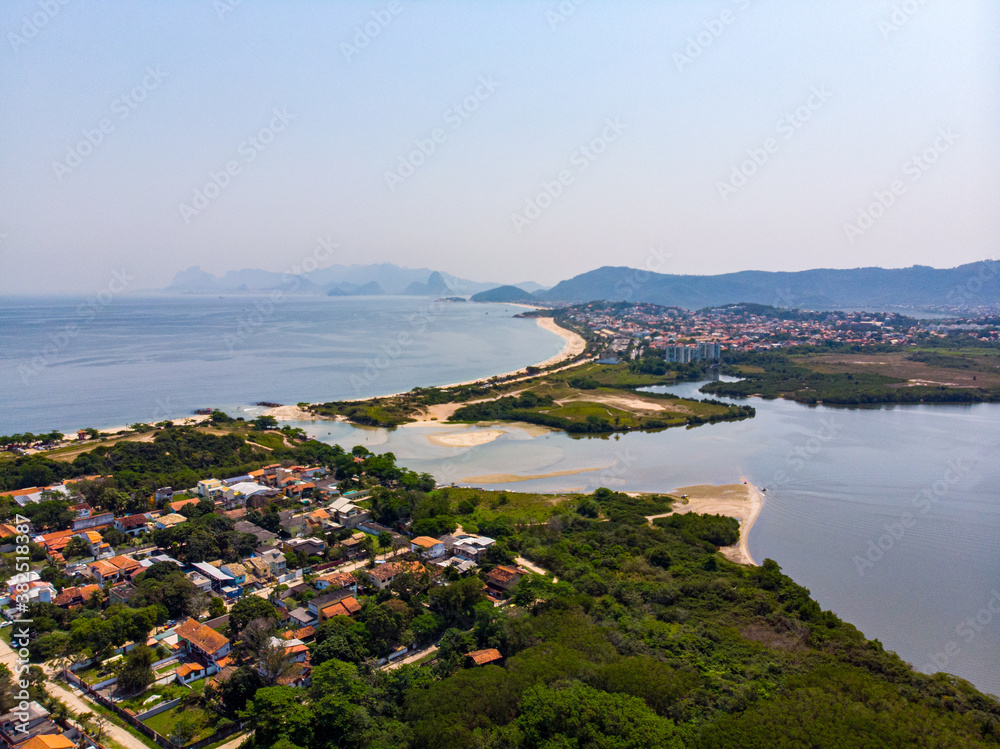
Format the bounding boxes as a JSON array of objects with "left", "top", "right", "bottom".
[{"left": 2, "top": 1, "right": 999, "bottom": 293}]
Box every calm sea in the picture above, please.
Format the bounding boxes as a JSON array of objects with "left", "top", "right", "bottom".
[
  {"left": 1, "top": 295, "right": 999, "bottom": 696},
  {"left": 0, "top": 294, "right": 563, "bottom": 433}
]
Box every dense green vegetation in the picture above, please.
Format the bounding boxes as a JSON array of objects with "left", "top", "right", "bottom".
[
  {"left": 706, "top": 348, "right": 1000, "bottom": 404},
  {"left": 230, "top": 484, "right": 1000, "bottom": 748}
]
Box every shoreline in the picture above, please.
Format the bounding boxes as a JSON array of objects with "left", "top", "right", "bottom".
[{"left": 646, "top": 481, "right": 763, "bottom": 566}]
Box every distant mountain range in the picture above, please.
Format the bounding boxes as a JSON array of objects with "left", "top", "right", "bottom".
[
  {"left": 163, "top": 260, "right": 999, "bottom": 311},
  {"left": 533, "top": 262, "right": 1000, "bottom": 311},
  {"left": 164, "top": 264, "right": 548, "bottom": 298}
]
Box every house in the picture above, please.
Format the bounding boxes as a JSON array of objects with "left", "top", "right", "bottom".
[
  {"left": 287, "top": 607, "right": 317, "bottom": 628},
  {"left": 235, "top": 520, "right": 278, "bottom": 547},
  {"left": 197, "top": 479, "right": 224, "bottom": 497},
  {"left": 339, "top": 532, "right": 367, "bottom": 560},
  {"left": 452, "top": 534, "right": 496, "bottom": 562},
  {"left": 52, "top": 584, "right": 101, "bottom": 609},
  {"left": 169, "top": 497, "right": 201, "bottom": 513},
  {"left": 278, "top": 511, "right": 308, "bottom": 537},
  {"left": 359, "top": 561, "right": 422, "bottom": 591},
  {"left": 307, "top": 589, "right": 356, "bottom": 617},
  {"left": 244, "top": 556, "right": 273, "bottom": 584},
  {"left": 108, "top": 582, "right": 136, "bottom": 605},
  {"left": 190, "top": 562, "right": 233, "bottom": 593},
  {"left": 410, "top": 536, "right": 445, "bottom": 559},
  {"left": 314, "top": 571, "right": 357, "bottom": 592},
  {"left": 466, "top": 648, "right": 503, "bottom": 667},
  {"left": 282, "top": 537, "right": 326, "bottom": 558},
  {"left": 175, "top": 661, "right": 207, "bottom": 685},
  {"left": 434, "top": 557, "right": 478, "bottom": 576},
  {"left": 155, "top": 513, "right": 187, "bottom": 530},
  {"left": 175, "top": 617, "right": 231, "bottom": 667},
  {"left": 20, "top": 733, "right": 76, "bottom": 749},
  {"left": 107, "top": 555, "right": 142, "bottom": 577},
  {"left": 220, "top": 562, "right": 247, "bottom": 585},
  {"left": 257, "top": 548, "right": 286, "bottom": 577},
  {"left": 89, "top": 559, "right": 122, "bottom": 585},
  {"left": 186, "top": 571, "right": 213, "bottom": 593},
  {"left": 114, "top": 513, "right": 151, "bottom": 537},
  {"left": 281, "top": 625, "right": 316, "bottom": 643},
  {"left": 318, "top": 596, "right": 361, "bottom": 622},
  {"left": 328, "top": 497, "right": 368, "bottom": 528},
  {"left": 155, "top": 487, "right": 174, "bottom": 502},
  {"left": 486, "top": 565, "right": 527, "bottom": 596},
  {"left": 70, "top": 511, "right": 113, "bottom": 531},
  {"left": 224, "top": 481, "right": 269, "bottom": 504}
]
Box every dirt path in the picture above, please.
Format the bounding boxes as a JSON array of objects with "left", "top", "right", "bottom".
[
  {"left": 516, "top": 556, "right": 558, "bottom": 582},
  {"left": 383, "top": 644, "right": 439, "bottom": 671}
]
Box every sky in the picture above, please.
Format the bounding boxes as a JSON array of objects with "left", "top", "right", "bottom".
[{"left": 1, "top": 0, "right": 998, "bottom": 293}]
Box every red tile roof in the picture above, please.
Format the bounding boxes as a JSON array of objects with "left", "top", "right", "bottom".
[
  {"left": 467, "top": 648, "right": 503, "bottom": 666},
  {"left": 175, "top": 617, "right": 229, "bottom": 655}
]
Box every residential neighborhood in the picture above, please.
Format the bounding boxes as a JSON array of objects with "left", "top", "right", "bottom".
[{"left": 0, "top": 443, "right": 533, "bottom": 749}]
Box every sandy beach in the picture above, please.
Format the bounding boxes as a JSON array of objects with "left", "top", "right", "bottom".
[
  {"left": 425, "top": 429, "right": 506, "bottom": 447},
  {"left": 647, "top": 481, "right": 763, "bottom": 566},
  {"left": 462, "top": 465, "right": 610, "bottom": 484},
  {"left": 265, "top": 313, "right": 588, "bottom": 423}
]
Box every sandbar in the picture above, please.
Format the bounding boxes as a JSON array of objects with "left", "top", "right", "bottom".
[
  {"left": 462, "top": 466, "right": 610, "bottom": 484},
  {"left": 425, "top": 429, "right": 505, "bottom": 448},
  {"left": 647, "top": 481, "right": 763, "bottom": 566}
]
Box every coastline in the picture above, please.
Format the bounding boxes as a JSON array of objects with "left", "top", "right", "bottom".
[
  {"left": 260, "top": 309, "right": 587, "bottom": 424},
  {"left": 646, "top": 481, "right": 762, "bottom": 566}
]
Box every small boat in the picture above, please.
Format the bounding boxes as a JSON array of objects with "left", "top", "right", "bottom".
[{"left": 761, "top": 487, "right": 767, "bottom": 493}]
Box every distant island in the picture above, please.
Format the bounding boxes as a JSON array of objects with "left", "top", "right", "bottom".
[{"left": 156, "top": 260, "right": 1000, "bottom": 315}]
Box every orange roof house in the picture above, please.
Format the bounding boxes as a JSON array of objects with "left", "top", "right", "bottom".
[
  {"left": 21, "top": 735, "right": 76, "bottom": 749},
  {"left": 466, "top": 648, "right": 503, "bottom": 666},
  {"left": 319, "top": 596, "right": 361, "bottom": 621},
  {"left": 175, "top": 618, "right": 231, "bottom": 663},
  {"left": 169, "top": 497, "right": 201, "bottom": 513}
]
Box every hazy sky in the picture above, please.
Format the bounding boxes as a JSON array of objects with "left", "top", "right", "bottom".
[{"left": 1, "top": 0, "right": 998, "bottom": 293}]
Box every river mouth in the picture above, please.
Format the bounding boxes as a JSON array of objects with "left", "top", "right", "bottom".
[{"left": 293, "top": 379, "right": 1000, "bottom": 697}]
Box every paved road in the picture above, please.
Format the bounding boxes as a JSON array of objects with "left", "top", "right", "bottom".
[
  {"left": 44, "top": 678, "right": 151, "bottom": 749},
  {"left": 1, "top": 633, "right": 149, "bottom": 749}
]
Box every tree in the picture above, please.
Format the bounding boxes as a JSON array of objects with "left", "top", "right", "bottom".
[
  {"left": 251, "top": 415, "right": 278, "bottom": 431},
  {"left": 241, "top": 686, "right": 313, "bottom": 749},
  {"left": 208, "top": 596, "right": 227, "bottom": 618},
  {"left": 116, "top": 645, "right": 154, "bottom": 695},
  {"left": 217, "top": 666, "right": 262, "bottom": 717},
  {"left": 509, "top": 682, "right": 683, "bottom": 749},
  {"left": 258, "top": 641, "right": 297, "bottom": 685},
  {"left": 170, "top": 714, "right": 200, "bottom": 745},
  {"left": 229, "top": 596, "right": 278, "bottom": 636}
]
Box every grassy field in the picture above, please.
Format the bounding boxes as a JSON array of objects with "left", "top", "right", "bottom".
[
  {"left": 143, "top": 704, "right": 220, "bottom": 743},
  {"left": 44, "top": 430, "right": 158, "bottom": 463},
  {"left": 429, "top": 486, "right": 581, "bottom": 526},
  {"left": 794, "top": 349, "right": 1000, "bottom": 388}
]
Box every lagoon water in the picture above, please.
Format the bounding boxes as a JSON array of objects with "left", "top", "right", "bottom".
[{"left": 1, "top": 294, "right": 999, "bottom": 695}]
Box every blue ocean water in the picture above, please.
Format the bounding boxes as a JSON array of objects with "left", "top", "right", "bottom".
[{"left": 0, "top": 294, "right": 563, "bottom": 433}]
